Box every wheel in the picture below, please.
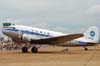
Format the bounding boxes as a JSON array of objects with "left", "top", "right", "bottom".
[
  {"left": 22, "top": 47, "right": 28, "bottom": 53},
  {"left": 84, "top": 48, "right": 88, "bottom": 51},
  {"left": 31, "top": 47, "right": 38, "bottom": 53}
]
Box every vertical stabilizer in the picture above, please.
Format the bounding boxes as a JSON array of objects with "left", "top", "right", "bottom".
[{"left": 84, "top": 26, "right": 99, "bottom": 43}]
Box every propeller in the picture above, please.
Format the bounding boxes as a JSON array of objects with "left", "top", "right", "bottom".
[{"left": 20, "top": 30, "right": 24, "bottom": 41}]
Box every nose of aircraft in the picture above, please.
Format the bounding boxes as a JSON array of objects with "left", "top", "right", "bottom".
[{"left": 2, "top": 29, "right": 19, "bottom": 38}]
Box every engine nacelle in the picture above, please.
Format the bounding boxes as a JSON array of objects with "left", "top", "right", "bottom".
[{"left": 22, "top": 34, "right": 32, "bottom": 41}]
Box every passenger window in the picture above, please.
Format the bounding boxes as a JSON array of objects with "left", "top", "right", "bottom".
[
  {"left": 36, "top": 31, "right": 38, "bottom": 33},
  {"left": 47, "top": 33, "right": 50, "bottom": 35},
  {"left": 40, "top": 31, "right": 42, "bottom": 33},
  {"left": 44, "top": 32, "right": 46, "bottom": 34},
  {"left": 13, "top": 27, "right": 15, "bottom": 29}
]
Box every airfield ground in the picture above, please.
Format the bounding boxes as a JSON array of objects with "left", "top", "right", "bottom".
[{"left": 0, "top": 45, "right": 100, "bottom": 66}]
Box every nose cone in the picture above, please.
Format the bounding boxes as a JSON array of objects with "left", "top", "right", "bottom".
[{"left": 2, "top": 30, "right": 19, "bottom": 38}]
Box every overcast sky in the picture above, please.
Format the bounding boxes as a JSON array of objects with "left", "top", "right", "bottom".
[{"left": 0, "top": 0, "right": 100, "bottom": 36}]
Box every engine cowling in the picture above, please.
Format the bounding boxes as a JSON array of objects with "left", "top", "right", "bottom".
[{"left": 22, "top": 34, "right": 32, "bottom": 41}]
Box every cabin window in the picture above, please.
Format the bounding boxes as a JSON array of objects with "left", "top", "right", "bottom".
[
  {"left": 13, "top": 27, "right": 15, "bottom": 30},
  {"left": 36, "top": 31, "right": 38, "bottom": 33},
  {"left": 35, "top": 31, "right": 38, "bottom": 35},
  {"left": 40, "top": 31, "right": 42, "bottom": 34},
  {"left": 47, "top": 33, "right": 50, "bottom": 35}
]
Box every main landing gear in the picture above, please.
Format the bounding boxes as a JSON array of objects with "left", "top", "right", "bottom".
[
  {"left": 22, "top": 47, "right": 28, "bottom": 53},
  {"left": 22, "top": 46, "right": 38, "bottom": 53},
  {"left": 31, "top": 47, "right": 38, "bottom": 53}
]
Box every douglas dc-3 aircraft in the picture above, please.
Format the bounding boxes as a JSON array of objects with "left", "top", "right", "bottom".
[{"left": 2, "top": 24, "right": 99, "bottom": 53}]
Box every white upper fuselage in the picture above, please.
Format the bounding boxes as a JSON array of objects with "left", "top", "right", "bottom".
[{"left": 2, "top": 25, "right": 66, "bottom": 40}]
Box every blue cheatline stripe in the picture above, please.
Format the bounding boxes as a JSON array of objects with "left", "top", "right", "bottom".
[
  {"left": 78, "top": 41, "right": 87, "bottom": 45},
  {"left": 3, "top": 28, "right": 19, "bottom": 32},
  {"left": 3, "top": 28, "right": 52, "bottom": 37}
]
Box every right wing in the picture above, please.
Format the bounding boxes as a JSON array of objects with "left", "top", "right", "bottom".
[{"left": 30, "top": 34, "right": 84, "bottom": 44}]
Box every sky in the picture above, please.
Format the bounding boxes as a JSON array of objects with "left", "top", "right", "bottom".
[{"left": 0, "top": 0, "right": 100, "bottom": 37}]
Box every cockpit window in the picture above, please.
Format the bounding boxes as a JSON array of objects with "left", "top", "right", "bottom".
[
  {"left": 3, "top": 23, "right": 15, "bottom": 28},
  {"left": 3, "top": 23, "right": 11, "bottom": 27}
]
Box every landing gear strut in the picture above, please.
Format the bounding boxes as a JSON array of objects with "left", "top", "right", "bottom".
[
  {"left": 31, "top": 47, "right": 38, "bottom": 53},
  {"left": 22, "top": 47, "right": 28, "bottom": 53}
]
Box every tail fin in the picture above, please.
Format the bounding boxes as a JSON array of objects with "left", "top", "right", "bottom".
[{"left": 84, "top": 26, "right": 99, "bottom": 43}]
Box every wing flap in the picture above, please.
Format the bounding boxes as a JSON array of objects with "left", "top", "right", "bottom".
[{"left": 30, "top": 34, "right": 83, "bottom": 44}]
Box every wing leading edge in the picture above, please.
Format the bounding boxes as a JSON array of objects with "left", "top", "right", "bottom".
[{"left": 30, "top": 34, "right": 84, "bottom": 44}]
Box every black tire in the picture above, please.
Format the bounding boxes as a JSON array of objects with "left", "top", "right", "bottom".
[
  {"left": 31, "top": 47, "right": 38, "bottom": 53},
  {"left": 85, "top": 48, "right": 88, "bottom": 51},
  {"left": 22, "top": 47, "right": 28, "bottom": 53}
]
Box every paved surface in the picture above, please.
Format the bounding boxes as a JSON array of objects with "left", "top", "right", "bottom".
[{"left": 0, "top": 46, "right": 100, "bottom": 66}]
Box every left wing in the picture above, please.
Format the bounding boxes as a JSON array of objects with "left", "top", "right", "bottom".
[{"left": 30, "top": 34, "right": 83, "bottom": 44}]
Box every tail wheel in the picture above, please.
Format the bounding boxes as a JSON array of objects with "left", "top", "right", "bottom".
[
  {"left": 84, "top": 47, "right": 88, "bottom": 51},
  {"left": 22, "top": 47, "right": 28, "bottom": 53},
  {"left": 31, "top": 47, "right": 38, "bottom": 53}
]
